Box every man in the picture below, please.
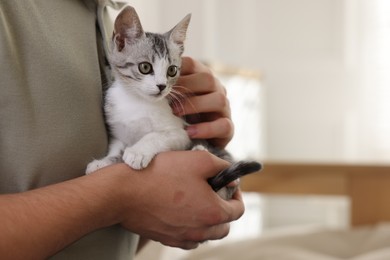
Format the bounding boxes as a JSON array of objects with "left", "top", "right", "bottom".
[{"left": 0, "top": 0, "right": 244, "bottom": 259}]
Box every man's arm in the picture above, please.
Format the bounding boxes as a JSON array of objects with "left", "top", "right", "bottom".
[
  {"left": 0, "top": 165, "right": 126, "bottom": 259},
  {"left": 0, "top": 151, "right": 244, "bottom": 259}
]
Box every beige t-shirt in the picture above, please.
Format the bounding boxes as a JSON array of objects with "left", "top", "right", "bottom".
[{"left": 0, "top": 0, "right": 138, "bottom": 259}]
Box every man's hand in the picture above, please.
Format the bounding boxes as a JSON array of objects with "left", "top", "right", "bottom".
[
  {"left": 116, "top": 151, "right": 244, "bottom": 249},
  {"left": 173, "top": 57, "right": 234, "bottom": 149}
]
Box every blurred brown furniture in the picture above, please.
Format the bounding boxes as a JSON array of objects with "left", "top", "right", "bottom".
[{"left": 241, "top": 162, "right": 390, "bottom": 226}]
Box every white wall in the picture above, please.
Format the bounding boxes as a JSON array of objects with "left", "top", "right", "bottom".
[{"left": 213, "top": 0, "right": 347, "bottom": 162}]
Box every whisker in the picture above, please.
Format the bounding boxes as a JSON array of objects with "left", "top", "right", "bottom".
[
  {"left": 173, "top": 85, "right": 195, "bottom": 97},
  {"left": 168, "top": 91, "right": 186, "bottom": 114},
  {"left": 169, "top": 89, "right": 200, "bottom": 116}
]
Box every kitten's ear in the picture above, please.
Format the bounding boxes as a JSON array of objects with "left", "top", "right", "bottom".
[
  {"left": 168, "top": 14, "right": 191, "bottom": 45},
  {"left": 113, "top": 6, "right": 144, "bottom": 51}
]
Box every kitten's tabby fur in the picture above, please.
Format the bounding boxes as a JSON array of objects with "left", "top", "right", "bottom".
[{"left": 86, "top": 6, "right": 261, "bottom": 199}]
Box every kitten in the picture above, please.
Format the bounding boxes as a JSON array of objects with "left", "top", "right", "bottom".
[{"left": 86, "top": 6, "right": 261, "bottom": 199}]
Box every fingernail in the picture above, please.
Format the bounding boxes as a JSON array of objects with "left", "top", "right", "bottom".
[{"left": 186, "top": 126, "right": 197, "bottom": 137}]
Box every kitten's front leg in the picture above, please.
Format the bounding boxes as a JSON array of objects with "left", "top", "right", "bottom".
[
  {"left": 123, "top": 129, "right": 191, "bottom": 170},
  {"left": 122, "top": 149, "right": 154, "bottom": 170}
]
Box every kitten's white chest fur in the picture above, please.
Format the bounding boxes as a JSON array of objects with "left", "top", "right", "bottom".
[
  {"left": 86, "top": 82, "right": 191, "bottom": 173},
  {"left": 106, "top": 82, "right": 186, "bottom": 146}
]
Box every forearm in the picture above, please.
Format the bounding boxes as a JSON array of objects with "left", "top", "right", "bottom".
[
  {"left": 0, "top": 166, "right": 128, "bottom": 259},
  {"left": 0, "top": 151, "right": 245, "bottom": 258}
]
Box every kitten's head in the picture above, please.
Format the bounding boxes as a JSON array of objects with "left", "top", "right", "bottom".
[{"left": 110, "top": 6, "right": 191, "bottom": 102}]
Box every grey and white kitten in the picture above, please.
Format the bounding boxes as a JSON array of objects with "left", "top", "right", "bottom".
[{"left": 86, "top": 6, "right": 261, "bottom": 199}]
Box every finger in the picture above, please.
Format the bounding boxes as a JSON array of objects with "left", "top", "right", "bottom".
[
  {"left": 172, "top": 92, "right": 230, "bottom": 118},
  {"left": 186, "top": 117, "right": 234, "bottom": 142},
  {"left": 177, "top": 57, "right": 226, "bottom": 95},
  {"left": 161, "top": 239, "right": 200, "bottom": 250},
  {"left": 232, "top": 188, "right": 243, "bottom": 201},
  {"left": 222, "top": 190, "right": 245, "bottom": 221},
  {"left": 185, "top": 223, "right": 230, "bottom": 242},
  {"left": 206, "top": 223, "right": 230, "bottom": 241},
  {"left": 204, "top": 190, "right": 245, "bottom": 224},
  {"left": 180, "top": 56, "right": 208, "bottom": 75},
  {"left": 175, "top": 72, "right": 219, "bottom": 95}
]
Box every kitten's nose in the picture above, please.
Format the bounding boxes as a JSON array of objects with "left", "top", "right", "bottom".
[{"left": 157, "top": 84, "right": 166, "bottom": 92}]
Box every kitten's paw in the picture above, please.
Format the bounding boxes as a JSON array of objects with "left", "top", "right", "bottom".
[
  {"left": 191, "top": 144, "right": 208, "bottom": 151},
  {"left": 123, "top": 149, "right": 154, "bottom": 170},
  {"left": 86, "top": 158, "right": 115, "bottom": 174}
]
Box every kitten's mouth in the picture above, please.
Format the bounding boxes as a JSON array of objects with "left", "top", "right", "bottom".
[
  {"left": 148, "top": 85, "right": 170, "bottom": 100},
  {"left": 151, "top": 92, "right": 168, "bottom": 99}
]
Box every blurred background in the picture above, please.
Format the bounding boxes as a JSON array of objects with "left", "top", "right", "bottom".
[
  {"left": 109, "top": 0, "right": 390, "bottom": 259},
  {"left": 127, "top": 0, "right": 390, "bottom": 163}
]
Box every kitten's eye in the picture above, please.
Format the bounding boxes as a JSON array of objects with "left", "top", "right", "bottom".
[
  {"left": 138, "top": 62, "right": 153, "bottom": 75},
  {"left": 167, "top": 65, "right": 178, "bottom": 77}
]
